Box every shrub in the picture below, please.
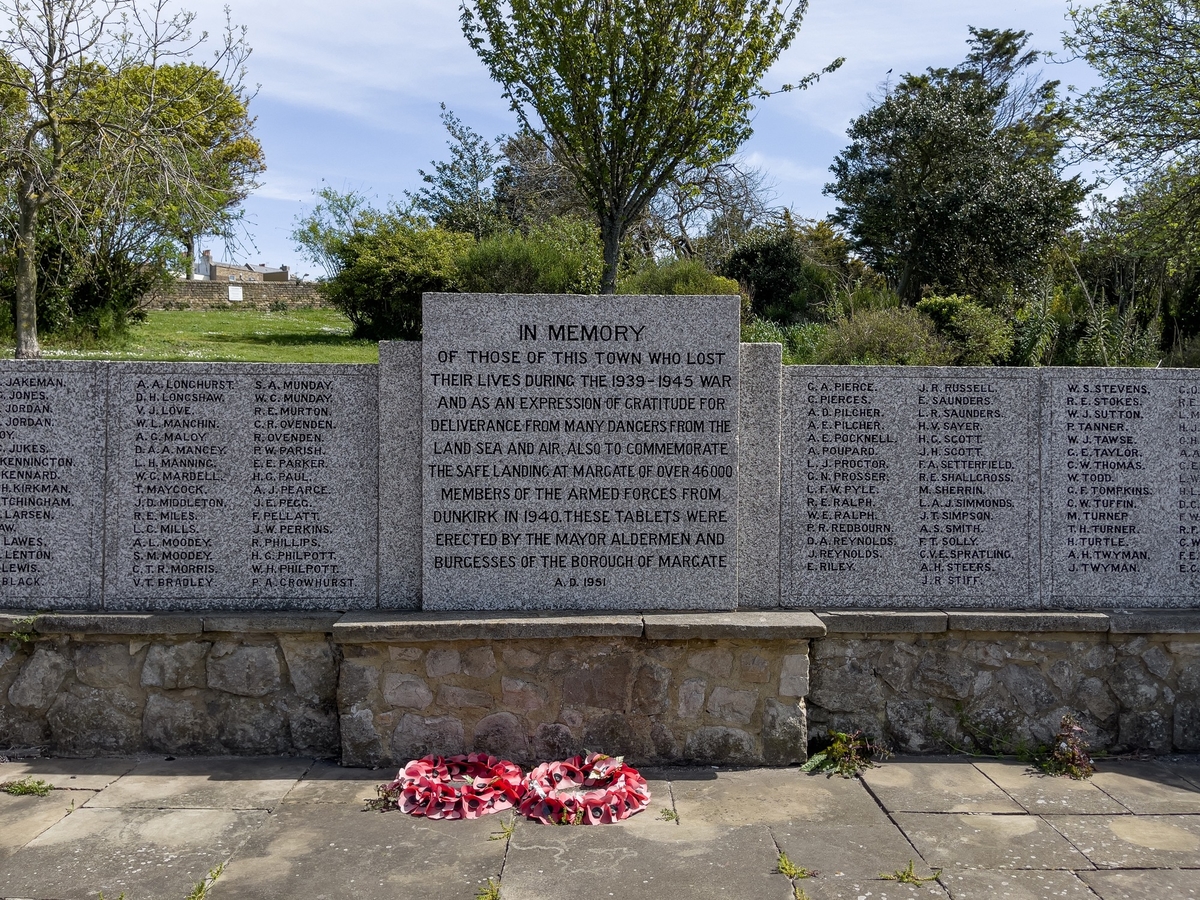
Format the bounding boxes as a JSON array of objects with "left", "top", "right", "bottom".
[
  {"left": 740, "top": 317, "right": 826, "bottom": 365},
  {"left": 721, "top": 227, "right": 836, "bottom": 322},
  {"left": 618, "top": 257, "right": 740, "bottom": 296},
  {"left": 455, "top": 216, "right": 601, "bottom": 294},
  {"left": 814, "top": 307, "right": 954, "bottom": 365},
  {"left": 916, "top": 294, "right": 1015, "bottom": 365},
  {"left": 319, "top": 214, "right": 472, "bottom": 340}
]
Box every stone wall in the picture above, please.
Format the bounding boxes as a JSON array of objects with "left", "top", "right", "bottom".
[
  {"left": 807, "top": 611, "right": 1200, "bottom": 756},
  {"left": 0, "top": 613, "right": 340, "bottom": 757},
  {"left": 141, "top": 281, "right": 325, "bottom": 309},
  {"left": 4, "top": 610, "right": 1199, "bottom": 763},
  {"left": 333, "top": 613, "right": 816, "bottom": 768}
]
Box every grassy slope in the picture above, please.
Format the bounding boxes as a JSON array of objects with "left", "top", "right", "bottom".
[{"left": 24, "top": 308, "right": 380, "bottom": 364}]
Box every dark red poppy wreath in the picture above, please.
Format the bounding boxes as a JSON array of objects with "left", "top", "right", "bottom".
[
  {"left": 518, "top": 752, "right": 651, "bottom": 825},
  {"left": 382, "top": 753, "right": 525, "bottom": 820}
]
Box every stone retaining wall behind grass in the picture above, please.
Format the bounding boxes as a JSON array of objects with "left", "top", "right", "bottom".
[
  {"left": 141, "top": 281, "right": 326, "bottom": 309},
  {"left": 3, "top": 610, "right": 1199, "bottom": 763}
]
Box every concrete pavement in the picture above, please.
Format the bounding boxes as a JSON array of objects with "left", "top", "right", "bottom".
[{"left": 1, "top": 754, "right": 1198, "bottom": 899}]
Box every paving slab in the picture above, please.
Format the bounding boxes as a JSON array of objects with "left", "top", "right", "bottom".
[
  {"left": 1167, "top": 757, "right": 1200, "bottom": 792},
  {"left": 209, "top": 800, "right": 506, "bottom": 900},
  {"left": 860, "top": 759, "right": 1024, "bottom": 813},
  {"left": 84, "top": 756, "right": 313, "bottom": 810},
  {"left": 501, "top": 819, "right": 791, "bottom": 900},
  {"left": 0, "top": 757, "right": 137, "bottom": 791},
  {"left": 0, "top": 792, "right": 95, "bottom": 859},
  {"left": 773, "top": 823, "right": 947, "bottom": 899},
  {"left": 1088, "top": 760, "right": 1200, "bottom": 814},
  {"left": 0, "top": 806, "right": 265, "bottom": 900},
  {"left": 668, "top": 767, "right": 892, "bottom": 826},
  {"left": 973, "top": 761, "right": 1128, "bottom": 815},
  {"left": 1078, "top": 868, "right": 1200, "bottom": 899},
  {"left": 281, "top": 760, "right": 391, "bottom": 806},
  {"left": 939, "top": 869, "right": 1099, "bottom": 899},
  {"left": 1048, "top": 814, "right": 1200, "bottom": 868},
  {"left": 894, "top": 813, "right": 1093, "bottom": 870}
]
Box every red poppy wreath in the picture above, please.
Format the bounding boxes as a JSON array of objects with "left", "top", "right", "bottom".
[
  {"left": 519, "top": 752, "right": 651, "bottom": 825},
  {"left": 382, "top": 753, "right": 525, "bottom": 820}
]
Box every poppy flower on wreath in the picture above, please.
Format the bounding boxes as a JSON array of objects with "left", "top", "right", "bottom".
[
  {"left": 519, "top": 752, "right": 651, "bottom": 825},
  {"left": 379, "top": 753, "right": 525, "bottom": 820}
]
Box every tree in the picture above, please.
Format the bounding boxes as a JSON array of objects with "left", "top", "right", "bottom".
[
  {"left": 0, "top": 0, "right": 251, "bottom": 357},
  {"left": 826, "top": 28, "right": 1083, "bottom": 304},
  {"left": 407, "top": 104, "right": 504, "bottom": 239},
  {"left": 1065, "top": 1, "right": 1200, "bottom": 181},
  {"left": 291, "top": 184, "right": 374, "bottom": 277},
  {"left": 461, "top": 0, "right": 836, "bottom": 293}
]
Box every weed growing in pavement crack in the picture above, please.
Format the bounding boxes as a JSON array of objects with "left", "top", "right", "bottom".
[
  {"left": 776, "top": 851, "right": 816, "bottom": 880},
  {"left": 475, "top": 877, "right": 501, "bottom": 900},
  {"left": 184, "top": 863, "right": 224, "bottom": 900},
  {"left": 880, "top": 860, "right": 942, "bottom": 884},
  {"left": 1, "top": 776, "right": 53, "bottom": 796},
  {"left": 657, "top": 807, "right": 678, "bottom": 822},
  {"left": 1037, "top": 714, "right": 1096, "bottom": 780},
  {"left": 801, "top": 729, "right": 890, "bottom": 778},
  {"left": 488, "top": 816, "right": 516, "bottom": 841}
]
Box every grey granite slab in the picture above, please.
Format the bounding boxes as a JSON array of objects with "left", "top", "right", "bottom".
[
  {"left": 0, "top": 361, "right": 105, "bottom": 608},
  {"left": 817, "top": 610, "right": 949, "bottom": 633},
  {"left": 940, "top": 870, "right": 1097, "bottom": 899},
  {"left": 1079, "top": 868, "right": 1200, "bottom": 899},
  {"left": 421, "top": 293, "right": 740, "bottom": 610},
  {"left": 668, "top": 767, "right": 891, "bottom": 826},
  {"left": 945, "top": 610, "right": 1111, "bottom": 633},
  {"left": 894, "top": 812, "right": 1093, "bottom": 870},
  {"left": 1049, "top": 814, "right": 1200, "bottom": 868},
  {"left": 782, "top": 367, "right": 1040, "bottom": 608},
  {"left": 211, "top": 797, "right": 506, "bottom": 900},
  {"left": 101, "top": 364, "right": 378, "bottom": 609},
  {"left": 972, "top": 760, "right": 1128, "bottom": 814},
  {"left": 641, "top": 610, "right": 824, "bottom": 639},
  {"left": 501, "top": 820, "right": 793, "bottom": 900},
  {"left": 738, "top": 342, "right": 782, "bottom": 607},
  {"left": 0, "top": 805, "right": 267, "bottom": 899},
  {"left": 1042, "top": 368, "right": 1200, "bottom": 607},
  {"left": 332, "top": 610, "right": 644, "bottom": 642},
  {"left": 378, "top": 340, "right": 422, "bottom": 608},
  {"left": 84, "top": 756, "right": 311, "bottom": 809},
  {"left": 860, "top": 759, "right": 1025, "bottom": 814}
]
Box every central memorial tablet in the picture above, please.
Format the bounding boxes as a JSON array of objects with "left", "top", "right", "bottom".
[{"left": 421, "top": 293, "right": 740, "bottom": 610}]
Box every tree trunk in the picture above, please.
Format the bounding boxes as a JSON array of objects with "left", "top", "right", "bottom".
[
  {"left": 14, "top": 192, "right": 41, "bottom": 359},
  {"left": 600, "top": 218, "right": 621, "bottom": 295},
  {"left": 184, "top": 233, "right": 195, "bottom": 279}
]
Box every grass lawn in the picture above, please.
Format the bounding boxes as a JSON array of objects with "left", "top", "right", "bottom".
[{"left": 16, "top": 307, "right": 380, "bottom": 363}]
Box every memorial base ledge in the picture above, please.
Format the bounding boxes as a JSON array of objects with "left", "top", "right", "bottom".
[{"left": 4, "top": 609, "right": 1199, "bottom": 763}]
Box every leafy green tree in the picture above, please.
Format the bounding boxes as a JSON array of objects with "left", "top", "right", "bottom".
[
  {"left": 317, "top": 212, "right": 472, "bottom": 340},
  {"left": 1065, "top": 1, "right": 1200, "bottom": 183},
  {"left": 407, "top": 105, "right": 504, "bottom": 239},
  {"left": 0, "top": 0, "right": 251, "bottom": 357},
  {"left": 826, "top": 28, "right": 1083, "bottom": 304},
  {"left": 461, "top": 0, "right": 837, "bottom": 293},
  {"left": 455, "top": 215, "right": 602, "bottom": 293},
  {"left": 291, "top": 184, "right": 374, "bottom": 277}
]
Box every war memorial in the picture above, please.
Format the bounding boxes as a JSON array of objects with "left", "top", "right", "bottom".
[{"left": 2, "top": 293, "right": 1198, "bottom": 765}]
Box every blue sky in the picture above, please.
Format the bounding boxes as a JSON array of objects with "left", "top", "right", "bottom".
[{"left": 185, "top": 0, "right": 1100, "bottom": 276}]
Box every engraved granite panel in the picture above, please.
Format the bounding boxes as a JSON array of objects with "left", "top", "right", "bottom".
[
  {"left": 781, "top": 366, "right": 1039, "bottom": 608},
  {"left": 102, "top": 364, "right": 378, "bottom": 609},
  {"left": 378, "top": 341, "right": 422, "bottom": 608},
  {"left": 421, "top": 293, "right": 740, "bottom": 611},
  {"left": 1043, "top": 367, "right": 1199, "bottom": 607},
  {"left": 737, "top": 342, "right": 782, "bottom": 608},
  {"left": 0, "top": 361, "right": 105, "bottom": 607}
]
